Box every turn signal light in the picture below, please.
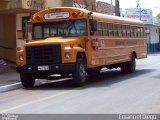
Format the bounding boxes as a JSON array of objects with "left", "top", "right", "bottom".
[
  {"left": 72, "top": 12, "right": 83, "bottom": 17},
  {"left": 32, "top": 15, "right": 42, "bottom": 22},
  {"left": 72, "top": 12, "right": 78, "bottom": 17},
  {"left": 36, "top": 15, "right": 42, "bottom": 21}
]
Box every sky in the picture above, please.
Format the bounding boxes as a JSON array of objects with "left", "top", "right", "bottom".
[{"left": 97, "top": 0, "right": 160, "bottom": 16}]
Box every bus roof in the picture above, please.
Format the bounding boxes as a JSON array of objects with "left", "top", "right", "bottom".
[
  {"left": 92, "top": 12, "right": 144, "bottom": 26},
  {"left": 31, "top": 7, "right": 90, "bottom": 23},
  {"left": 31, "top": 7, "right": 144, "bottom": 26}
]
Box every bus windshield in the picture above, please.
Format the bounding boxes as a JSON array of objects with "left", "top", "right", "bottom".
[{"left": 33, "top": 19, "right": 87, "bottom": 39}]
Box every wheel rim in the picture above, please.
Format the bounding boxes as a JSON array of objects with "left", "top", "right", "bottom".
[{"left": 79, "top": 64, "right": 87, "bottom": 82}]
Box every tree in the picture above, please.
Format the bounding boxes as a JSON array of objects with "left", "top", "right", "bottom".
[
  {"left": 73, "top": 0, "right": 96, "bottom": 11},
  {"left": 155, "top": 13, "right": 160, "bottom": 26},
  {"left": 156, "top": 13, "right": 160, "bottom": 18}
]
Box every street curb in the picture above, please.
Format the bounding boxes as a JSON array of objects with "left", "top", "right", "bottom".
[{"left": 0, "top": 82, "right": 22, "bottom": 93}]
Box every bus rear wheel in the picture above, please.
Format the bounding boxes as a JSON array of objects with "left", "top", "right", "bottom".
[
  {"left": 72, "top": 58, "right": 87, "bottom": 86},
  {"left": 121, "top": 54, "right": 136, "bottom": 74},
  {"left": 20, "top": 74, "right": 35, "bottom": 88}
]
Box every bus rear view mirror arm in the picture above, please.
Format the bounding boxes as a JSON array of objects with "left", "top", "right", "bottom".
[{"left": 90, "top": 19, "right": 97, "bottom": 32}]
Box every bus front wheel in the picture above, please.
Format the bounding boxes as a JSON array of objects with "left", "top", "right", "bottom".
[
  {"left": 72, "top": 58, "right": 87, "bottom": 86},
  {"left": 20, "top": 74, "right": 35, "bottom": 88}
]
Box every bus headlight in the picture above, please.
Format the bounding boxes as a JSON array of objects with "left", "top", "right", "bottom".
[
  {"left": 65, "top": 52, "right": 71, "bottom": 59},
  {"left": 19, "top": 55, "right": 24, "bottom": 61}
]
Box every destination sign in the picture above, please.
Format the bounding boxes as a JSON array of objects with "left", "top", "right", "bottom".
[{"left": 44, "top": 12, "right": 70, "bottom": 20}]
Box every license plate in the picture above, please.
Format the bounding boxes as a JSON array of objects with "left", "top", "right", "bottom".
[{"left": 38, "top": 66, "right": 49, "bottom": 71}]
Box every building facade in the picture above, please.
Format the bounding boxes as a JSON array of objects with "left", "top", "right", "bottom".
[
  {"left": 0, "top": 0, "right": 47, "bottom": 62},
  {"left": 96, "top": 1, "right": 114, "bottom": 15},
  {"left": 0, "top": 0, "right": 97, "bottom": 62},
  {"left": 125, "top": 8, "right": 160, "bottom": 53},
  {"left": 146, "top": 25, "right": 160, "bottom": 52}
]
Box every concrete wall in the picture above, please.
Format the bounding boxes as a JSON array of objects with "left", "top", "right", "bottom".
[
  {"left": 0, "top": 0, "right": 10, "bottom": 10},
  {"left": 45, "top": 0, "right": 63, "bottom": 8},
  {"left": 45, "top": 0, "right": 74, "bottom": 8},
  {"left": 0, "top": 14, "right": 16, "bottom": 61},
  {"left": 148, "top": 27, "right": 160, "bottom": 53}
]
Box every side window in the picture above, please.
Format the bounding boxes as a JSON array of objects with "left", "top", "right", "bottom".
[
  {"left": 90, "top": 21, "right": 97, "bottom": 36},
  {"left": 144, "top": 27, "right": 147, "bottom": 37},
  {"left": 103, "top": 23, "right": 109, "bottom": 36},
  {"left": 122, "top": 25, "right": 126, "bottom": 37},
  {"left": 114, "top": 24, "right": 118, "bottom": 37},
  {"left": 118, "top": 24, "right": 122, "bottom": 37},
  {"left": 134, "top": 27, "right": 137, "bottom": 37},
  {"left": 131, "top": 26, "right": 135, "bottom": 37},
  {"left": 137, "top": 27, "right": 141, "bottom": 37},
  {"left": 97, "top": 22, "right": 102, "bottom": 36},
  {"left": 109, "top": 24, "right": 114, "bottom": 37},
  {"left": 140, "top": 27, "right": 144, "bottom": 37},
  {"left": 126, "top": 26, "right": 131, "bottom": 37}
]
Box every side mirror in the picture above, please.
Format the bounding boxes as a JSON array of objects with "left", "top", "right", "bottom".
[{"left": 90, "top": 19, "right": 97, "bottom": 32}]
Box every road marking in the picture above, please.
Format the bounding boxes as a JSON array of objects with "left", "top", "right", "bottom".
[{"left": 0, "top": 90, "right": 73, "bottom": 113}]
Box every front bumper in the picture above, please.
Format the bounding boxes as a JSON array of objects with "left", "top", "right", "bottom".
[{"left": 17, "top": 64, "right": 75, "bottom": 74}]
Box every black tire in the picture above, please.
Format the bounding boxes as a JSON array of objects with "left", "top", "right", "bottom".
[
  {"left": 72, "top": 59, "right": 87, "bottom": 86},
  {"left": 121, "top": 54, "right": 136, "bottom": 74},
  {"left": 121, "top": 63, "right": 128, "bottom": 74},
  {"left": 20, "top": 74, "right": 35, "bottom": 88}
]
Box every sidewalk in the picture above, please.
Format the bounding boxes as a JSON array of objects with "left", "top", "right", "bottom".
[{"left": 0, "top": 62, "right": 20, "bottom": 87}]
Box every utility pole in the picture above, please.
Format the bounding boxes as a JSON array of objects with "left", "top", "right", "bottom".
[
  {"left": 110, "top": 0, "right": 113, "bottom": 15},
  {"left": 136, "top": 0, "right": 141, "bottom": 20},
  {"left": 115, "top": 0, "right": 120, "bottom": 16}
]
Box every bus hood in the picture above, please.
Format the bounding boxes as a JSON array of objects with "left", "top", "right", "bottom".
[{"left": 24, "top": 37, "right": 83, "bottom": 47}]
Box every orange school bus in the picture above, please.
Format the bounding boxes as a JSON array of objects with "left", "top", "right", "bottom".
[{"left": 16, "top": 7, "right": 147, "bottom": 88}]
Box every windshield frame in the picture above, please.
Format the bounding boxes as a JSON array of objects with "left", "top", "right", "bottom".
[{"left": 32, "top": 19, "right": 88, "bottom": 40}]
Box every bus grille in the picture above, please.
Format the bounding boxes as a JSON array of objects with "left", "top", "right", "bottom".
[{"left": 26, "top": 45, "right": 61, "bottom": 65}]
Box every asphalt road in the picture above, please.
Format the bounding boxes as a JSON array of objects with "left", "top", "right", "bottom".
[{"left": 0, "top": 53, "right": 160, "bottom": 114}]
